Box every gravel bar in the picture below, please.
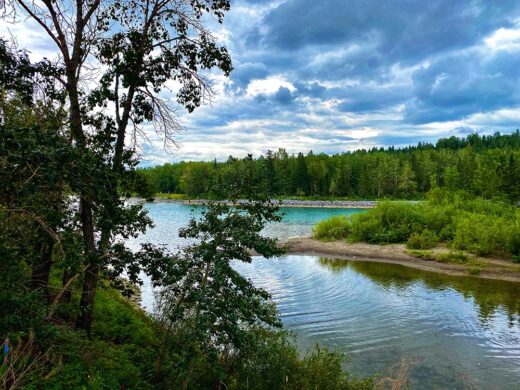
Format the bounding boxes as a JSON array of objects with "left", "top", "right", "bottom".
[{"left": 152, "top": 198, "right": 378, "bottom": 209}]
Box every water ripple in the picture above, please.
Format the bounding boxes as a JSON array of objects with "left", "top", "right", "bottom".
[{"left": 232, "top": 255, "right": 520, "bottom": 389}]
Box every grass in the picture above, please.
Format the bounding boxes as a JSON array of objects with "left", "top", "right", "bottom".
[
  {"left": 406, "top": 249, "right": 435, "bottom": 260},
  {"left": 435, "top": 251, "right": 470, "bottom": 264},
  {"left": 29, "top": 283, "right": 374, "bottom": 389},
  {"left": 467, "top": 267, "right": 482, "bottom": 276},
  {"left": 406, "top": 248, "right": 490, "bottom": 270}
]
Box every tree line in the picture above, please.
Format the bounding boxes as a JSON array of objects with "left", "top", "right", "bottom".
[{"left": 139, "top": 131, "right": 520, "bottom": 201}]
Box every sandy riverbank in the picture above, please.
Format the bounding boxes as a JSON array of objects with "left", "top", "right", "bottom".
[{"left": 282, "top": 237, "right": 520, "bottom": 283}]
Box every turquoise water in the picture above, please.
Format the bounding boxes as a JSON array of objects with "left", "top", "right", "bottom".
[
  {"left": 130, "top": 202, "right": 362, "bottom": 244},
  {"left": 127, "top": 202, "right": 364, "bottom": 308},
  {"left": 129, "top": 202, "right": 520, "bottom": 388}
]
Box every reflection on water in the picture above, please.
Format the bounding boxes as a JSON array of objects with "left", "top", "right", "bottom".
[
  {"left": 233, "top": 255, "right": 520, "bottom": 389},
  {"left": 130, "top": 203, "right": 365, "bottom": 310},
  {"left": 131, "top": 203, "right": 520, "bottom": 388},
  {"left": 320, "top": 258, "right": 520, "bottom": 325}
]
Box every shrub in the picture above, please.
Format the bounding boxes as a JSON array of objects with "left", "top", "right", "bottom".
[
  {"left": 317, "top": 193, "right": 520, "bottom": 258},
  {"left": 468, "top": 267, "right": 481, "bottom": 276},
  {"left": 451, "top": 213, "right": 507, "bottom": 256},
  {"left": 436, "top": 251, "right": 469, "bottom": 264},
  {"left": 313, "top": 216, "right": 351, "bottom": 240},
  {"left": 406, "top": 229, "right": 439, "bottom": 249}
]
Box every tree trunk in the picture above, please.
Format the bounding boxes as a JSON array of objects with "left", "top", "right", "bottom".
[
  {"left": 61, "top": 269, "right": 73, "bottom": 304},
  {"left": 75, "top": 197, "right": 98, "bottom": 334},
  {"left": 30, "top": 239, "right": 54, "bottom": 304},
  {"left": 76, "top": 262, "right": 99, "bottom": 335}
]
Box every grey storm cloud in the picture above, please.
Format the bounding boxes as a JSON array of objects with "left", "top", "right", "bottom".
[
  {"left": 222, "top": 0, "right": 520, "bottom": 132},
  {"left": 256, "top": 0, "right": 519, "bottom": 55},
  {"left": 231, "top": 62, "right": 269, "bottom": 87},
  {"left": 405, "top": 49, "right": 520, "bottom": 123}
]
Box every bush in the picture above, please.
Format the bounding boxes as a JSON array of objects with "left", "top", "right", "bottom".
[
  {"left": 229, "top": 329, "right": 373, "bottom": 390},
  {"left": 313, "top": 215, "right": 351, "bottom": 240},
  {"left": 406, "top": 229, "right": 439, "bottom": 249},
  {"left": 435, "top": 251, "right": 469, "bottom": 264},
  {"left": 468, "top": 267, "right": 481, "bottom": 276},
  {"left": 451, "top": 213, "right": 512, "bottom": 256},
  {"left": 317, "top": 193, "right": 520, "bottom": 258}
]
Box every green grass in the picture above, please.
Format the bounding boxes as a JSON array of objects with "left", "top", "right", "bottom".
[
  {"left": 406, "top": 248, "right": 489, "bottom": 269},
  {"left": 435, "top": 251, "right": 470, "bottom": 264},
  {"left": 406, "top": 249, "right": 435, "bottom": 260},
  {"left": 467, "top": 267, "right": 482, "bottom": 276},
  {"left": 28, "top": 284, "right": 373, "bottom": 389}
]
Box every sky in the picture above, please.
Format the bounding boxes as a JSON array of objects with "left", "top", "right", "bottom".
[{"left": 5, "top": 0, "right": 520, "bottom": 164}]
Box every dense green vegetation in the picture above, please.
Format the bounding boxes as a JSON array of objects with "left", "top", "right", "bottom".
[
  {"left": 0, "top": 2, "right": 373, "bottom": 388},
  {"left": 1, "top": 268, "right": 372, "bottom": 389},
  {"left": 139, "top": 132, "right": 520, "bottom": 200},
  {"left": 313, "top": 190, "right": 520, "bottom": 258}
]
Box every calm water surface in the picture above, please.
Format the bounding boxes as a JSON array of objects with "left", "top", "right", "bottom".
[{"left": 130, "top": 202, "right": 520, "bottom": 389}]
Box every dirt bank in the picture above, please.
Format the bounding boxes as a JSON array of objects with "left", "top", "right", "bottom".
[{"left": 282, "top": 237, "right": 520, "bottom": 283}]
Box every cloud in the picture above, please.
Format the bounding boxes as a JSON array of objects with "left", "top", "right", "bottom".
[
  {"left": 404, "top": 47, "right": 520, "bottom": 123},
  {"left": 4, "top": 0, "right": 520, "bottom": 163}
]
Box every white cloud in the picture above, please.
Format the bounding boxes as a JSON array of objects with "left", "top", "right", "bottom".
[
  {"left": 246, "top": 75, "right": 295, "bottom": 96},
  {"left": 485, "top": 26, "right": 520, "bottom": 51}
]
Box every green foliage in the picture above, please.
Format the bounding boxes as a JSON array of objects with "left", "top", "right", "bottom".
[
  {"left": 313, "top": 215, "right": 351, "bottom": 240},
  {"left": 317, "top": 191, "right": 520, "bottom": 259},
  {"left": 139, "top": 132, "right": 520, "bottom": 201},
  {"left": 145, "top": 198, "right": 372, "bottom": 388},
  {"left": 451, "top": 212, "right": 520, "bottom": 256},
  {"left": 406, "top": 229, "right": 439, "bottom": 249},
  {"left": 348, "top": 201, "right": 425, "bottom": 244},
  {"left": 43, "top": 289, "right": 158, "bottom": 389},
  {"left": 406, "top": 249, "right": 435, "bottom": 260},
  {"left": 435, "top": 251, "right": 469, "bottom": 264},
  {"left": 153, "top": 198, "right": 285, "bottom": 385},
  {"left": 297, "top": 346, "right": 374, "bottom": 390}
]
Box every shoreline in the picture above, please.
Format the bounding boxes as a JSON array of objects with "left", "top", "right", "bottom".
[
  {"left": 282, "top": 237, "right": 520, "bottom": 283},
  {"left": 147, "top": 197, "right": 378, "bottom": 209}
]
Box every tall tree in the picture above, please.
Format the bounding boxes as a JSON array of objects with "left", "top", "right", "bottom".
[
  {"left": 293, "top": 152, "right": 309, "bottom": 195},
  {"left": 6, "top": 0, "right": 232, "bottom": 333}
]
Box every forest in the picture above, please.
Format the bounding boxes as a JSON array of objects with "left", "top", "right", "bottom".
[{"left": 139, "top": 131, "right": 520, "bottom": 201}]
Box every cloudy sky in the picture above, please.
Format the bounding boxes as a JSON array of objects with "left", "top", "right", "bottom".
[{"left": 6, "top": 0, "right": 520, "bottom": 163}]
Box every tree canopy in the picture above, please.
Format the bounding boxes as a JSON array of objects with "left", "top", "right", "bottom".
[{"left": 140, "top": 131, "right": 520, "bottom": 202}]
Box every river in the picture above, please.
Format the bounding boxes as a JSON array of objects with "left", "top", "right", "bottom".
[{"left": 128, "top": 202, "right": 520, "bottom": 389}]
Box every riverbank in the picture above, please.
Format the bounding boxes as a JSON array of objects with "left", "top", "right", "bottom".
[
  {"left": 283, "top": 237, "right": 520, "bottom": 282},
  {"left": 147, "top": 197, "right": 378, "bottom": 208}
]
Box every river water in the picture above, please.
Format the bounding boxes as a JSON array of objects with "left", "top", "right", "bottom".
[{"left": 129, "top": 202, "right": 520, "bottom": 389}]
